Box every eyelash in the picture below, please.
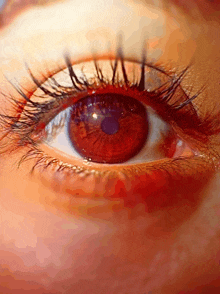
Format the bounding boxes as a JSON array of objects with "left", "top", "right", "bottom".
[{"left": 0, "top": 50, "right": 219, "bottom": 176}]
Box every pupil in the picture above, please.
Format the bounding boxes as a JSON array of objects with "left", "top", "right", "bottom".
[
  {"left": 68, "top": 93, "right": 148, "bottom": 164},
  {"left": 101, "top": 116, "right": 119, "bottom": 135}
]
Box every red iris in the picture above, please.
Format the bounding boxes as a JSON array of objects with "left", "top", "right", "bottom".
[{"left": 68, "top": 94, "right": 148, "bottom": 163}]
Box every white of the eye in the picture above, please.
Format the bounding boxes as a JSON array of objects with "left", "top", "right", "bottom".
[
  {"left": 45, "top": 105, "right": 170, "bottom": 164},
  {"left": 126, "top": 108, "right": 169, "bottom": 163},
  {"left": 45, "top": 108, "right": 82, "bottom": 159}
]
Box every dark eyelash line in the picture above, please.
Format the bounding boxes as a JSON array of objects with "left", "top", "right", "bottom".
[
  {"left": 16, "top": 142, "right": 212, "bottom": 177},
  {"left": 0, "top": 49, "right": 219, "bottom": 156}
]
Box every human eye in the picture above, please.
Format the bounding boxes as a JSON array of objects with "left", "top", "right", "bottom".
[
  {"left": 1, "top": 45, "right": 219, "bottom": 211},
  {"left": 2, "top": 1, "right": 220, "bottom": 293},
  {"left": 33, "top": 55, "right": 196, "bottom": 163},
  {"left": 0, "top": 0, "right": 220, "bottom": 217}
]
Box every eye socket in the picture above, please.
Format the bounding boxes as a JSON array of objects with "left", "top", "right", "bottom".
[
  {"left": 26, "top": 58, "right": 196, "bottom": 166},
  {"left": 1, "top": 54, "right": 217, "bottom": 209}
]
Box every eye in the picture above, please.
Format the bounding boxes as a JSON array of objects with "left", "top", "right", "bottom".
[
  {"left": 24, "top": 57, "right": 195, "bottom": 166},
  {"left": 3, "top": 53, "right": 217, "bottom": 210},
  {"left": 46, "top": 91, "right": 188, "bottom": 164}
]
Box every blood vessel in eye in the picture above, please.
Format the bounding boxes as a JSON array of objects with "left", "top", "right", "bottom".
[{"left": 68, "top": 94, "right": 148, "bottom": 163}]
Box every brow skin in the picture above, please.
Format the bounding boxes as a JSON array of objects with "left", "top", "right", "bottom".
[
  {"left": 0, "top": 0, "right": 64, "bottom": 28},
  {"left": 1, "top": 0, "right": 218, "bottom": 30}
]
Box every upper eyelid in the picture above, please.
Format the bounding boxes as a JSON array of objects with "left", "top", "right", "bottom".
[
  {"left": 0, "top": 1, "right": 197, "bottom": 84},
  {"left": 4, "top": 57, "right": 201, "bottom": 135},
  {"left": 0, "top": 0, "right": 218, "bottom": 138}
]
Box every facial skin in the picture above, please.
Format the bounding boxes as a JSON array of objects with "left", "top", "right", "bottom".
[{"left": 0, "top": 0, "right": 220, "bottom": 293}]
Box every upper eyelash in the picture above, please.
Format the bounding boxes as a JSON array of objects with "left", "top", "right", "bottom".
[{"left": 0, "top": 50, "right": 219, "bottom": 153}]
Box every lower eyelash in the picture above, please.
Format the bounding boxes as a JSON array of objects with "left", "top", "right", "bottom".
[{"left": 16, "top": 143, "right": 216, "bottom": 212}]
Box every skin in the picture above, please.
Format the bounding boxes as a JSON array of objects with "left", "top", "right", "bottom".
[{"left": 0, "top": 0, "right": 220, "bottom": 293}]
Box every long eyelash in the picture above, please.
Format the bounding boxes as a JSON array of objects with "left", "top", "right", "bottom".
[{"left": 0, "top": 50, "right": 219, "bottom": 156}]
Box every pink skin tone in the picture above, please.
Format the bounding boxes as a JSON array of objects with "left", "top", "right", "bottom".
[{"left": 0, "top": 0, "right": 220, "bottom": 293}]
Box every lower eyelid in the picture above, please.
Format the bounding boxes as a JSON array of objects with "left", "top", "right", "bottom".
[{"left": 22, "top": 142, "right": 216, "bottom": 215}]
